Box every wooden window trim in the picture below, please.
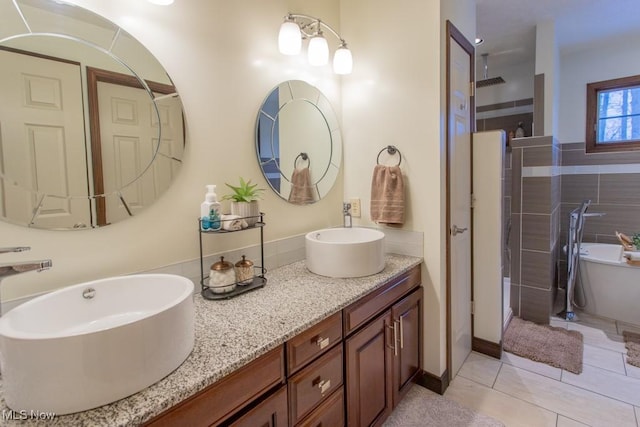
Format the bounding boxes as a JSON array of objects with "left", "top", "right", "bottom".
[{"left": 586, "top": 74, "right": 640, "bottom": 153}]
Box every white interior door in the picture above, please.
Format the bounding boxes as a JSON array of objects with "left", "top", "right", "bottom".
[
  {"left": 97, "top": 81, "right": 183, "bottom": 224},
  {"left": 449, "top": 36, "right": 473, "bottom": 378},
  {"left": 0, "top": 49, "right": 90, "bottom": 228}
]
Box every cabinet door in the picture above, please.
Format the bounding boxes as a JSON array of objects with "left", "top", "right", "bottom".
[
  {"left": 229, "top": 385, "right": 288, "bottom": 427},
  {"left": 391, "top": 287, "right": 423, "bottom": 407},
  {"left": 345, "top": 311, "right": 393, "bottom": 427}
]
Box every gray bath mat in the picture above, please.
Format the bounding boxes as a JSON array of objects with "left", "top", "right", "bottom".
[
  {"left": 623, "top": 330, "right": 640, "bottom": 368},
  {"left": 503, "top": 317, "right": 584, "bottom": 374},
  {"left": 382, "top": 384, "right": 504, "bottom": 427}
]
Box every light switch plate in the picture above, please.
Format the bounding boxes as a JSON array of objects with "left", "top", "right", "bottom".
[{"left": 350, "top": 198, "right": 361, "bottom": 217}]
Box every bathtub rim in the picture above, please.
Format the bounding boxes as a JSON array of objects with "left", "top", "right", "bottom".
[{"left": 579, "top": 242, "right": 637, "bottom": 268}]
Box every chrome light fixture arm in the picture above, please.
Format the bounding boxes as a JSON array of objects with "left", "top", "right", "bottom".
[{"left": 286, "top": 13, "right": 343, "bottom": 44}]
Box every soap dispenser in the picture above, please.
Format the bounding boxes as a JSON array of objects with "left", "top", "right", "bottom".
[{"left": 200, "top": 185, "right": 222, "bottom": 230}]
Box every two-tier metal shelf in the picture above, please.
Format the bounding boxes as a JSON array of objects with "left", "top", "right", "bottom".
[{"left": 198, "top": 213, "right": 266, "bottom": 300}]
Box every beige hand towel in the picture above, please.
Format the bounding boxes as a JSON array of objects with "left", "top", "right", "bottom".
[
  {"left": 288, "top": 167, "right": 315, "bottom": 205},
  {"left": 370, "top": 164, "right": 405, "bottom": 225}
]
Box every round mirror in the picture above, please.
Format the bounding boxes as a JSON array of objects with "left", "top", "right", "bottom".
[
  {"left": 255, "top": 80, "right": 341, "bottom": 204},
  {"left": 0, "top": 0, "right": 185, "bottom": 229}
]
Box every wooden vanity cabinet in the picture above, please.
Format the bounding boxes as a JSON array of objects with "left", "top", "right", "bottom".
[
  {"left": 144, "top": 265, "right": 421, "bottom": 427},
  {"left": 344, "top": 266, "right": 422, "bottom": 427}
]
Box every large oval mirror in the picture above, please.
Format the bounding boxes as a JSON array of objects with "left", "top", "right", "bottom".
[
  {"left": 255, "top": 80, "right": 341, "bottom": 204},
  {"left": 0, "top": 0, "right": 185, "bottom": 229}
]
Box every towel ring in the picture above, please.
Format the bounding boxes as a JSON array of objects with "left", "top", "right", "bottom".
[
  {"left": 294, "top": 152, "right": 310, "bottom": 169},
  {"left": 376, "top": 145, "right": 402, "bottom": 167}
]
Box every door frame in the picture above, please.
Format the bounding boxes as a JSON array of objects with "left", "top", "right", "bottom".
[
  {"left": 86, "top": 67, "right": 177, "bottom": 226},
  {"left": 445, "top": 20, "right": 476, "bottom": 381}
]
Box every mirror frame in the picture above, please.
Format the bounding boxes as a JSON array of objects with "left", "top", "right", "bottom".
[{"left": 255, "top": 80, "right": 342, "bottom": 204}]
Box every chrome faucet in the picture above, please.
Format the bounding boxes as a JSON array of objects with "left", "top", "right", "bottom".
[
  {"left": 343, "top": 202, "right": 352, "bottom": 228},
  {"left": 0, "top": 247, "right": 31, "bottom": 254},
  {"left": 0, "top": 247, "right": 52, "bottom": 315},
  {"left": 0, "top": 260, "right": 53, "bottom": 280}
]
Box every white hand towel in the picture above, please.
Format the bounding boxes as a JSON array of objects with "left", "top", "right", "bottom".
[
  {"left": 221, "top": 214, "right": 248, "bottom": 231},
  {"left": 623, "top": 251, "right": 640, "bottom": 261}
]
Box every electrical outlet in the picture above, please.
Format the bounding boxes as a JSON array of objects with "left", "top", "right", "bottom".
[{"left": 350, "top": 198, "right": 361, "bottom": 218}]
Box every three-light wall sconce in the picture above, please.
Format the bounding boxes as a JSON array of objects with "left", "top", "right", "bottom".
[{"left": 278, "top": 13, "right": 353, "bottom": 75}]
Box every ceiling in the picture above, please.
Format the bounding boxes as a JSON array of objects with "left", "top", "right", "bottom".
[{"left": 475, "top": 0, "right": 640, "bottom": 70}]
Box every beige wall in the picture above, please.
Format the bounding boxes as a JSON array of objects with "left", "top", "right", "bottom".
[
  {"left": 341, "top": 0, "right": 474, "bottom": 376},
  {"left": 0, "top": 0, "right": 344, "bottom": 300}
]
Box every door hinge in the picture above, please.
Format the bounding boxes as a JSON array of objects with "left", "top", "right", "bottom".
[
  {"left": 470, "top": 81, "right": 475, "bottom": 97},
  {"left": 471, "top": 300, "right": 475, "bottom": 315},
  {"left": 470, "top": 193, "right": 476, "bottom": 209}
]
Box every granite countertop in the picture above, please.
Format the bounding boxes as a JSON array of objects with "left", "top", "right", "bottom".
[{"left": 0, "top": 254, "right": 422, "bottom": 426}]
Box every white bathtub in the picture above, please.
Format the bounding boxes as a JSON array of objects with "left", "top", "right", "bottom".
[{"left": 578, "top": 243, "right": 640, "bottom": 326}]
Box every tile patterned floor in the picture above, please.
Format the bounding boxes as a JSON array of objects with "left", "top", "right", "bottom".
[{"left": 444, "top": 312, "right": 640, "bottom": 427}]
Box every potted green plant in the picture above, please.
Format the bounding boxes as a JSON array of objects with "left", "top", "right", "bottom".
[
  {"left": 633, "top": 233, "right": 640, "bottom": 251},
  {"left": 222, "top": 177, "right": 264, "bottom": 226}
]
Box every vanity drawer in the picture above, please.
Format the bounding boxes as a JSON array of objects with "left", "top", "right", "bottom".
[
  {"left": 297, "top": 387, "right": 344, "bottom": 427},
  {"left": 145, "top": 346, "right": 284, "bottom": 427},
  {"left": 287, "top": 311, "right": 342, "bottom": 374},
  {"left": 343, "top": 265, "right": 420, "bottom": 336},
  {"left": 229, "top": 385, "right": 288, "bottom": 427},
  {"left": 288, "top": 344, "right": 343, "bottom": 424}
]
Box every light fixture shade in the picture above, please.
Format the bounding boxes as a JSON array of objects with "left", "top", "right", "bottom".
[
  {"left": 148, "top": 0, "right": 174, "bottom": 4},
  {"left": 307, "top": 35, "right": 329, "bottom": 66},
  {"left": 333, "top": 46, "right": 353, "bottom": 75},
  {"left": 278, "top": 21, "right": 302, "bottom": 55}
]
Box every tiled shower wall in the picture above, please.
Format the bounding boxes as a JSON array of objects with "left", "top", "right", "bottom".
[
  {"left": 558, "top": 143, "right": 640, "bottom": 285},
  {"left": 476, "top": 98, "right": 534, "bottom": 278},
  {"left": 510, "top": 136, "right": 562, "bottom": 324},
  {"left": 503, "top": 151, "right": 511, "bottom": 277}
]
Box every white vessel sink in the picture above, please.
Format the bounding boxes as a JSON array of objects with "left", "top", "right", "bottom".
[
  {"left": 305, "top": 227, "right": 386, "bottom": 278},
  {"left": 0, "top": 274, "right": 194, "bottom": 415}
]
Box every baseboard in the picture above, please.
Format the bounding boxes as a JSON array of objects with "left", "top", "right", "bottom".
[
  {"left": 472, "top": 336, "right": 502, "bottom": 359},
  {"left": 416, "top": 369, "right": 449, "bottom": 395}
]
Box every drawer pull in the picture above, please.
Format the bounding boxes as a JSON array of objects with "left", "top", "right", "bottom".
[
  {"left": 313, "top": 376, "right": 331, "bottom": 395},
  {"left": 318, "top": 379, "right": 331, "bottom": 394},
  {"left": 398, "top": 318, "right": 404, "bottom": 349},
  {"left": 315, "top": 336, "right": 330, "bottom": 350},
  {"left": 386, "top": 323, "right": 398, "bottom": 356}
]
